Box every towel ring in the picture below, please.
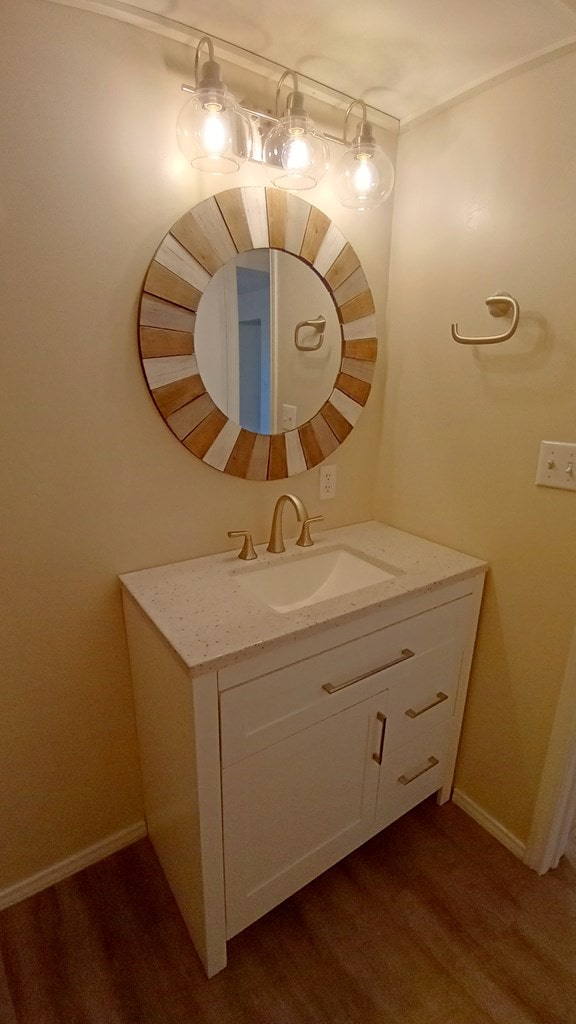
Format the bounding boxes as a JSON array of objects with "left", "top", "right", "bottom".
[
  {"left": 294, "top": 315, "right": 326, "bottom": 351},
  {"left": 451, "top": 292, "right": 520, "bottom": 345}
]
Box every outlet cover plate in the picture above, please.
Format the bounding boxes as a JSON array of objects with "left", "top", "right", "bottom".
[
  {"left": 319, "top": 464, "right": 336, "bottom": 500},
  {"left": 281, "top": 404, "right": 297, "bottom": 431},
  {"left": 536, "top": 441, "right": 576, "bottom": 491}
]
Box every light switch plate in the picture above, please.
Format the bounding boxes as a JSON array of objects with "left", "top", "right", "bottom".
[{"left": 535, "top": 441, "right": 576, "bottom": 491}]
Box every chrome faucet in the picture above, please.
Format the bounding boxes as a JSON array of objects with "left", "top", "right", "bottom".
[{"left": 267, "top": 494, "right": 324, "bottom": 554}]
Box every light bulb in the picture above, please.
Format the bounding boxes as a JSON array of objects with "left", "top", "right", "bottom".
[
  {"left": 336, "top": 138, "right": 395, "bottom": 210},
  {"left": 202, "top": 110, "right": 227, "bottom": 156},
  {"left": 352, "top": 155, "right": 376, "bottom": 197},
  {"left": 176, "top": 91, "right": 252, "bottom": 173},
  {"left": 263, "top": 82, "right": 329, "bottom": 190},
  {"left": 263, "top": 116, "right": 329, "bottom": 190},
  {"left": 283, "top": 134, "right": 310, "bottom": 172},
  {"left": 176, "top": 40, "right": 252, "bottom": 174}
]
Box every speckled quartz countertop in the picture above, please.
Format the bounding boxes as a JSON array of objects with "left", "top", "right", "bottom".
[{"left": 120, "top": 521, "right": 486, "bottom": 674}]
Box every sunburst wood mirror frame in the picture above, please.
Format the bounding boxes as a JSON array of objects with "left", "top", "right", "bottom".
[{"left": 138, "top": 186, "right": 377, "bottom": 480}]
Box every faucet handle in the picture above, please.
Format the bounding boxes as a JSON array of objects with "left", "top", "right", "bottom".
[
  {"left": 296, "top": 515, "right": 324, "bottom": 548},
  {"left": 228, "top": 531, "right": 257, "bottom": 561}
]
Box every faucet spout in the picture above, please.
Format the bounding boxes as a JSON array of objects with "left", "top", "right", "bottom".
[{"left": 267, "top": 494, "right": 309, "bottom": 554}]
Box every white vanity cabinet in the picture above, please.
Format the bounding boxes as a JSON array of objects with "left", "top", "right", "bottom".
[
  {"left": 219, "top": 595, "right": 470, "bottom": 937},
  {"left": 120, "top": 523, "right": 486, "bottom": 977}
]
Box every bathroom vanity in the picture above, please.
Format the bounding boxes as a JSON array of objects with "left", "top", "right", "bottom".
[{"left": 120, "top": 521, "right": 486, "bottom": 976}]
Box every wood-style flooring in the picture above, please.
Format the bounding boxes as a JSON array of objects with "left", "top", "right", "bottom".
[{"left": 1, "top": 798, "right": 575, "bottom": 1024}]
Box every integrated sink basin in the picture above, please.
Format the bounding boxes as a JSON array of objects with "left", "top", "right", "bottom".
[{"left": 236, "top": 545, "right": 399, "bottom": 613}]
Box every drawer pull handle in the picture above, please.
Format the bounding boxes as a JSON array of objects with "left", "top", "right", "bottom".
[
  {"left": 405, "top": 691, "right": 449, "bottom": 719},
  {"left": 398, "top": 756, "right": 439, "bottom": 786},
  {"left": 372, "top": 712, "right": 387, "bottom": 765},
  {"left": 322, "top": 648, "right": 415, "bottom": 694}
]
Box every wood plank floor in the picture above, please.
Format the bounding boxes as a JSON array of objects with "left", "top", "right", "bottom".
[{"left": 1, "top": 798, "right": 575, "bottom": 1024}]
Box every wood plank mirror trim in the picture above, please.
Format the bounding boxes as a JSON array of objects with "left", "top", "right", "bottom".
[{"left": 138, "top": 187, "right": 377, "bottom": 480}]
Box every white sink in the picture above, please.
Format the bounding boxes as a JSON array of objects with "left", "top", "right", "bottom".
[{"left": 236, "top": 545, "right": 399, "bottom": 613}]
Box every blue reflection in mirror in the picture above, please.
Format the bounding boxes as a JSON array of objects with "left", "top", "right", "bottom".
[{"left": 236, "top": 267, "right": 271, "bottom": 434}]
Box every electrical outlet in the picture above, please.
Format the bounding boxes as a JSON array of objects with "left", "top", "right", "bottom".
[
  {"left": 319, "top": 464, "right": 337, "bottom": 500},
  {"left": 281, "top": 403, "right": 297, "bottom": 430},
  {"left": 536, "top": 441, "right": 576, "bottom": 491}
]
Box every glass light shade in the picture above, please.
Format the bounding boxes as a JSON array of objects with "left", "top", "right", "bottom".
[
  {"left": 263, "top": 114, "right": 329, "bottom": 190},
  {"left": 176, "top": 86, "right": 252, "bottom": 174},
  {"left": 336, "top": 141, "right": 395, "bottom": 210}
]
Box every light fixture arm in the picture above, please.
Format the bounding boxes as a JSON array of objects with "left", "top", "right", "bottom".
[
  {"left": 343, "top": 99, "right": 376, "bottom": 148},
  {"left": 193, "top": 35, "right": 225, "bottom": 93},
  {"left": 343, "top": 99, "right": 367, "bottom": 143},
  {"left": 275, "top": 69, "right": 305, "bottom": 117},
  {"left": 194, "top": 36, "right": 214, "bottom": 83}
]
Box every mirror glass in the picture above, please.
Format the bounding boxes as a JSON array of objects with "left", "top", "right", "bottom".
[{"left": 194, "top": 250, "right": 342, "bottom": 435}]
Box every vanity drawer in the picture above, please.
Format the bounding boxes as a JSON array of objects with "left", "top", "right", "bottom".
[
  {"left": 220, "top": 601, "right": 461, "bottom": 767},
  {"left": 375, "top": 721, "right": 451, "bottom": 831},
  {"left": 383, "top": 638, "right": 460, "bottom": 755}
]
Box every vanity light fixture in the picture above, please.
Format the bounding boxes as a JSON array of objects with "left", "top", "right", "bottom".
[
  {"left": 336, "top": 100, "right": 395, "bottom": 210},
  {"left": 175, "top": 40, "right": 394, "bottom": 210},
  {"left": 176, "top": 35, "right": 252, "bottom": 173},
  {"left": 262, "top": 70, "right": 329, "bottom": 190}
]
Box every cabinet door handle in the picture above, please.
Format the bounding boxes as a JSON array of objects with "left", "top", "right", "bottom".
[
  {"left": 372, "top": 712, "right": 387, "bottom": 765},
  {"left": 398, "top": 756, "right": 439, "bottom": 786},
  {"left": 405, "top": 691, "right": 449, "bottom": 719},
  {"left": 322, "top": 648, "right": 415, "bottom": 694}
]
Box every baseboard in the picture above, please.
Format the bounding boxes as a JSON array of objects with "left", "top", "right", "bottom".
[
  {"left": 0, "top": 820, "right": 147, "bottom": 911},
  {"left": 565, "top": 827, "right": 576, "bottom": 869},
  {"left": 452, "top": 788, "right": 526, "bottom": 861}
]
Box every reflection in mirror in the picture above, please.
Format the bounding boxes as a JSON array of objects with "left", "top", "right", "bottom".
[{"left": 195, "top": 250, "right": 342, "bottom": 435}]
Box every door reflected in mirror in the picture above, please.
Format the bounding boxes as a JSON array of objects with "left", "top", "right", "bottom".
[{"left": 195, "top": 250, "right": 342, "bottom": 435}]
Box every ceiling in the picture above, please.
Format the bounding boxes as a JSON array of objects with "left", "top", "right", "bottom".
[{"left": 61, "top": 0, "right": 576, "bottom": 123}]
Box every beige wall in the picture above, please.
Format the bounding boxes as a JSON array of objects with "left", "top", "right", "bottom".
[
  {"left": 273, "top": 253, "right": 342, "bottom": 430},
  {"left": 377, "top": 52, "right": 576, "bottom": 842},
  {"left": 0, "top": 0, "right": 396, "bottom": 889}
]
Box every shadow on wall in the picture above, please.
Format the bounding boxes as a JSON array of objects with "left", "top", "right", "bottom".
[
  {"left": 471, "top": 310, "right": 567, "bottom": 385},
  {"left": 455, "top": 573, "right": 534, "bottom": 841}
]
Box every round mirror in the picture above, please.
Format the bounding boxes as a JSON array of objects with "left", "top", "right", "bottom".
[
  {"left": 195, "top": 249, "right": 342, "bottom": 434},
  {"left": 138, "top": 187, "right": 377, "bottom": 480}
]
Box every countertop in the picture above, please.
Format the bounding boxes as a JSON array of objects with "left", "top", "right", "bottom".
[{"left": 120, "top": 521, "right": 486, "bottom": 674}]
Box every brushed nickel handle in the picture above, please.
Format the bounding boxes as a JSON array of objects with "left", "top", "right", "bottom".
[
  {"left": 398, "top": 756, "right": 439, "bottom": 786},
  {"left": 405, "top": 691, "right": 449, "bottom": 719},
  {"left": 372, "top": 712, "right": 387, "bottom": 765},
  {"left": 228, "top": 530, "right": 257, "bottom": 561},
  {"left": 296, "top": 514, "right": 324, "bottom": 548},
  {"left": 322, "top": 648, "right": 415, "bottom": 694}
]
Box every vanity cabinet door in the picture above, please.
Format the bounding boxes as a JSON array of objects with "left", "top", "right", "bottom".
[{"left": 222, "top": 692, "right": 387, "bottom": 938}]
